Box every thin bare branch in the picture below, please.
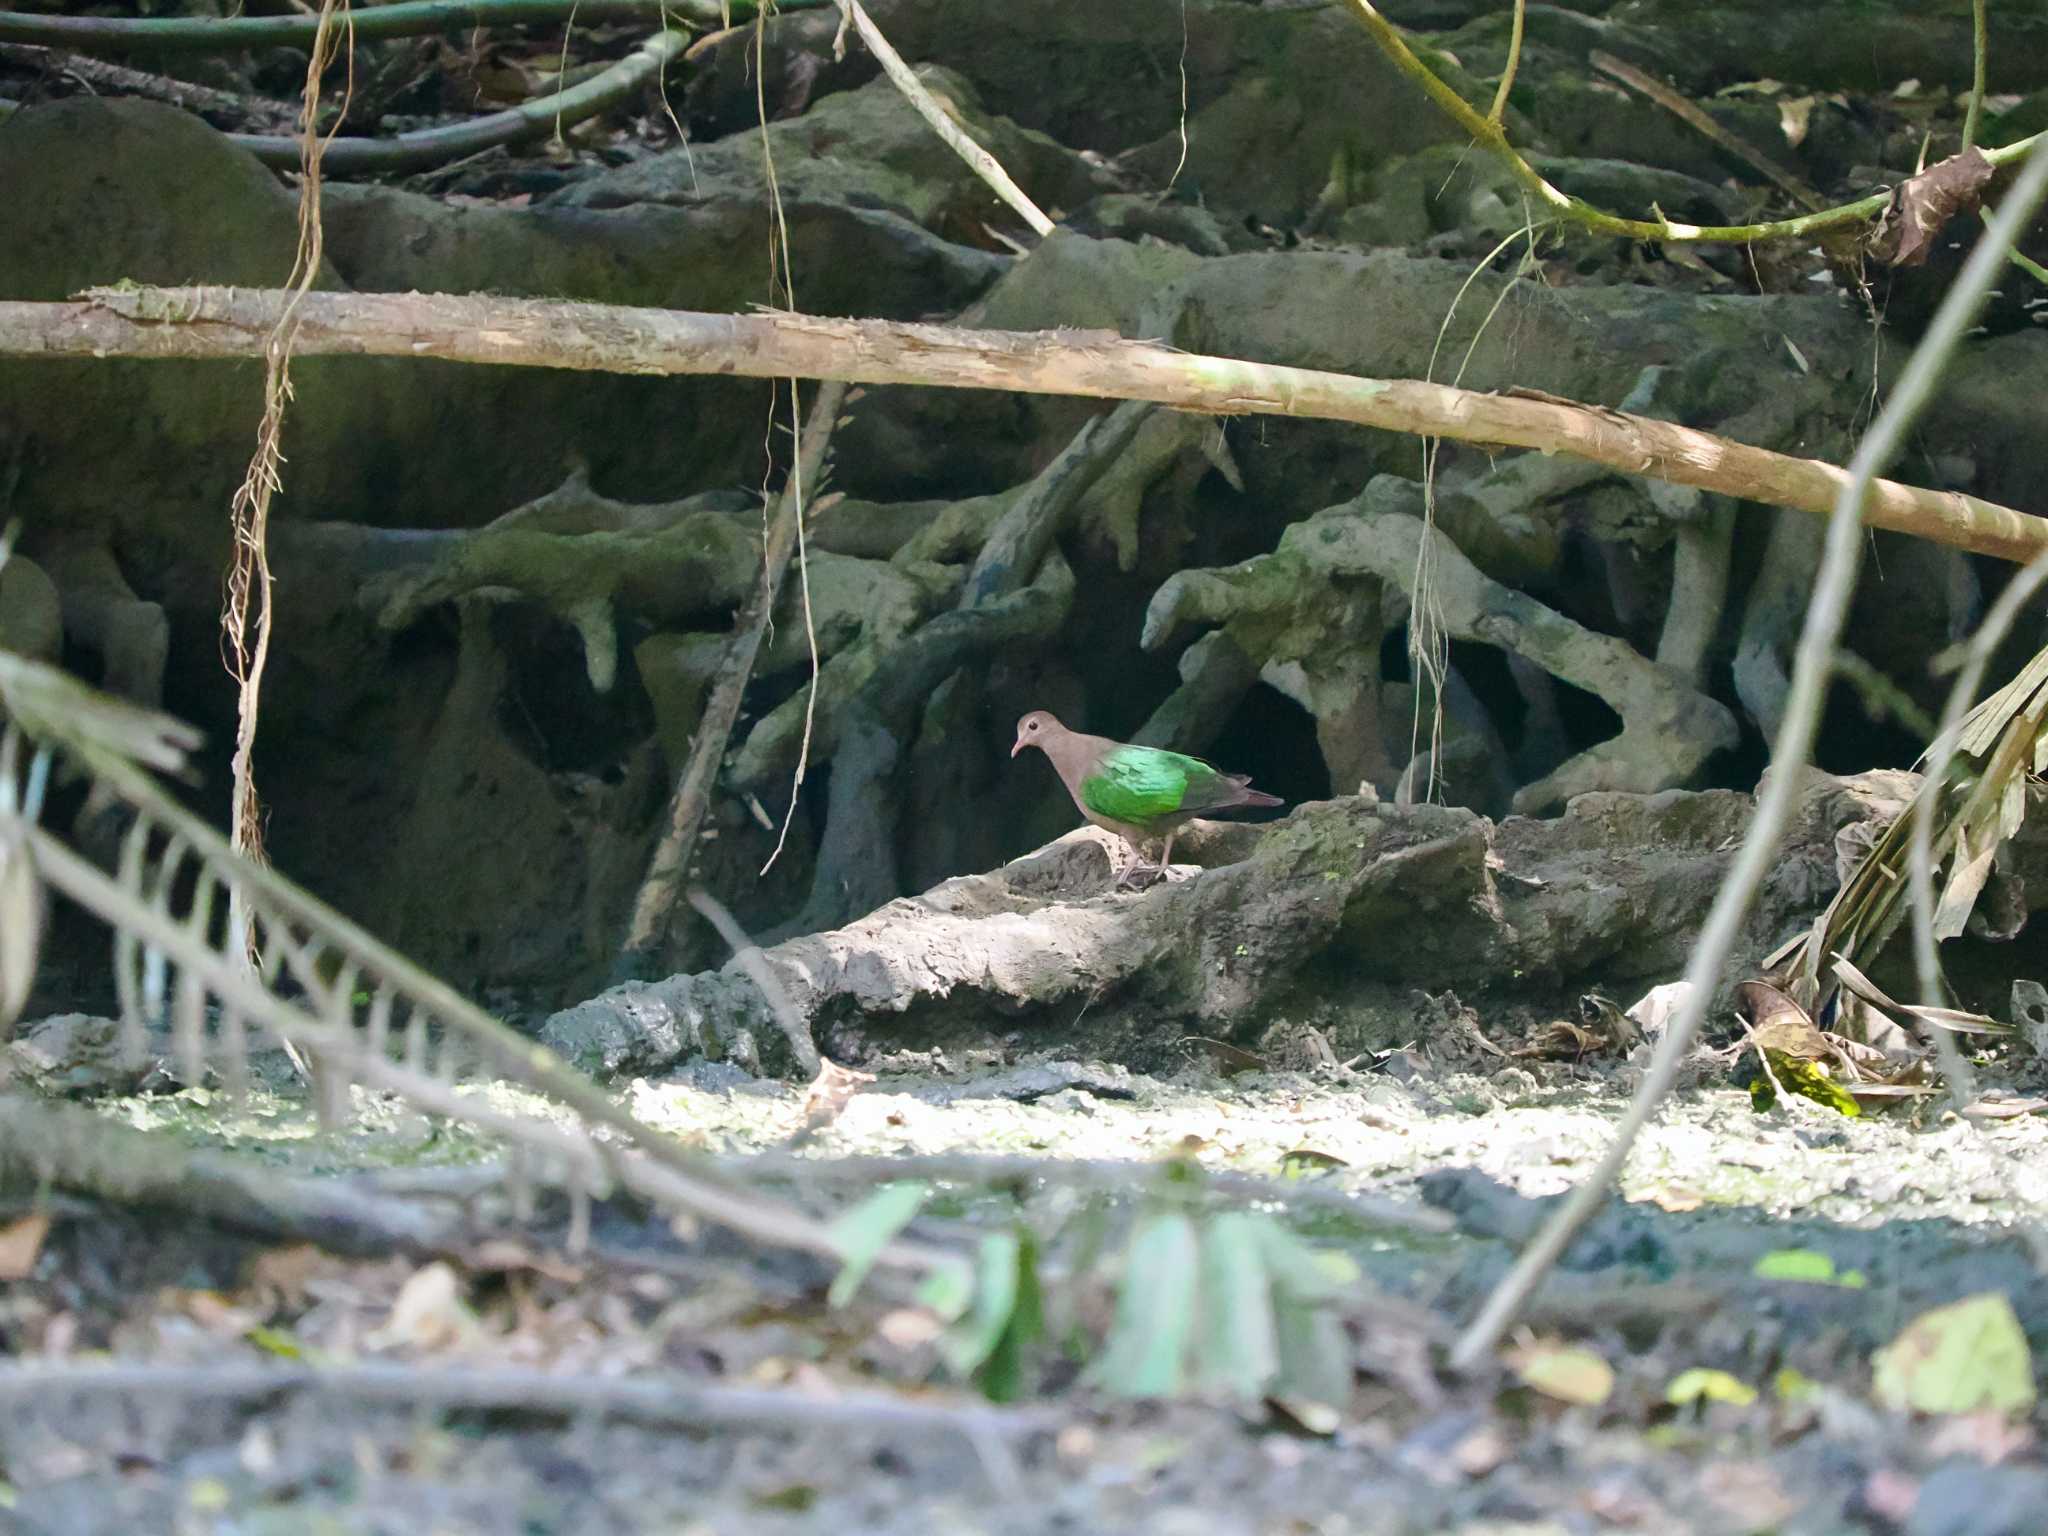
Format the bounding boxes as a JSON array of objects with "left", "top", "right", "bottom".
[
  {"left": 833, "top": 0, "right": 1053, "bottom": 237},
  {"left": 1447, "top": 129, "right": 2048, "bottom": 1373},
  {"left": 619, "top": 379, "right": 848, "bottom": 972}
]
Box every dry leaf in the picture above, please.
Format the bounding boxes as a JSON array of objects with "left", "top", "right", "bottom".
[
  {"left": 367, "top": 1262, "right": 478, "bottom": 1354},
  {"left": 0, "top": 1209, "right": 50, "bottom": 1281},
  {"left": 1510, "top": 1339, "right": 1614, "bottom": 1405},
  {"left": 802, "top": 1057, "right": 876, "bottom": 1129},
  {"left": 1779, "top": 96, "right": 1816, "bottom": 147},
  {"left": 1868, "top": 147, "right": 1995, "bottom": 267},
  {"left": 1736, "top": 980, "right": 1829, "bottom": 1058}
]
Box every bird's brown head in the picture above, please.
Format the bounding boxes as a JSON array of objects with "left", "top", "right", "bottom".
[{"left": 1011, "top": 710, "right": 1062, "bottom": 758}]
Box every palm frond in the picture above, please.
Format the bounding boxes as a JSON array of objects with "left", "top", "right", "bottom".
[
  {"left": 0, "top": 648, "right": 948, "bottom": 1278},
  {"left": 1782, "top": 639, "right": 2048, "bottom": 1025}
]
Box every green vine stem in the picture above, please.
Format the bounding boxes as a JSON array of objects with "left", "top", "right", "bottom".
[
  {"left": 1486, "top": 0, "right": 1524, "bottom": 126},
  {"left": 1342, "top": 0, "right": 2044, "bottom": 247},
  {"left": 227, "top": 23, "right": 686, "bottom": 174},
  {"left": 1962, "top": 0, "right": 1988, "bottom": 152},
  {"left": 0, "top": 0, "right": 826, "bottom": 55}
]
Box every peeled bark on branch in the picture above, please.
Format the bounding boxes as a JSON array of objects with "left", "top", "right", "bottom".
[{"left": 5, "top": 286, "right": 2046, "bottom": 564}]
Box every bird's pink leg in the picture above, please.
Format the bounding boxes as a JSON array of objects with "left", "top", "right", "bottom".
[{"left": 1115, "top": 832, "right": 1174, "bottom": 891}]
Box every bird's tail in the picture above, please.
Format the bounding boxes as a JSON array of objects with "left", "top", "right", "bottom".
[{"left": 1223, "top": 773, "right": 1284, "bottom": 808}]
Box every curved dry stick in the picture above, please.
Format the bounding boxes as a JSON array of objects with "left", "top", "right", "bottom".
[
  {"left": 618, "top": 379, "right": 847, "bottom": 974},
  {"left": 1447, "top": 130, "right": 2048, "bottom": 1373},
  {"left": 13, "top": 287, "right": 2048, "bottom": 565},
  {"left": 834, "top": 0, "right": 1053, "bottom": 237}
]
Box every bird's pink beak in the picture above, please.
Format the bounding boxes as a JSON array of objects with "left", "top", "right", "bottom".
[{"left": 1010, "top": 737, "right": 1024, "bottom": 758}]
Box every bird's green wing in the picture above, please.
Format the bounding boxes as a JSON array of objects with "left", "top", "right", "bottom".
[{"left": 1079, "top": 745, "right": 1216, "bottom": 825}]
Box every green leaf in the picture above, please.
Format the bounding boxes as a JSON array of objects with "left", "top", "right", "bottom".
[
  {"left": 940, "top": 1232, "right": 1022, "bottom": 1380},
  {"left": 1091, "top": 1210, "right": 1199, "bottom": 1398},
  {"left": 1753, "top": 1249, "right": 1866, "bottom": 1288},
  {"left": 1760, "top": 1049, "right": 1862, "bottom": 1117},
  {"left": 916, "top": 1258, "right": 974, "bottom": 1323},
  {"left": 244, "top": 1326, "right": 305, "bottom": 1361},
  {"left": 1272, "top": 1296, "right": 1355, "bottom": 1412},
  {"left": 974, "top": 1232, "right": 1044, "bottom": 1404},
  {"left": 1872, "top": 1292, "right": 2037, "bottom": 1416},
  {"left": 1194, "top": 1212, "right": 1279, "bottom": 1398},
  {"left": 825, "top": 1181, "right": 929, "bottom": 1309},
  {"left": 1255, "top": 1216, "right": 1362, "bottom": 1303},
  {"left": 1774, "top": 1367, "right": 1818, "bottom": 1402},
  {"left": 1666, "top": 1368, "right": 1756, "bottom": 1407}
]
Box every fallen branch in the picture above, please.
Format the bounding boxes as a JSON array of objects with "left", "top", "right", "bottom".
[
  {"left": 0, "top": 1361, "right": 1054, "bottom": 1448},
  {"left": 0, "top": 1092, "right": 458, "bottom": 1255},
  {"left": 726, "top": 1150, "right": 1454, "bottom": 1236},
  {"left": 0, "top": 41, "right": 297, "bottom": 131},
  {"left": 6, "top": 286, "right": 2047, "bottom": 564},
  {"left": 618, "top": 379, "right": 848, "bottom": 976}
]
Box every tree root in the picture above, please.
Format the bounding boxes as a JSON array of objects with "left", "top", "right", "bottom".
[{"left": 1146, "top": 475, "right": 1740, "bottom": 814}]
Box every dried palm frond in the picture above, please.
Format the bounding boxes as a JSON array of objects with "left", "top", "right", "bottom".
[
  {"left": 0, "top": 646, "right": 950, "bottom": 1279},
  {"left": 1779, "top": 638, "right": 2048, "bottom": 1030}
]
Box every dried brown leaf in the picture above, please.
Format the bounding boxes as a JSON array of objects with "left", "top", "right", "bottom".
[
  {"left": 802, "top": 1057, "right": 876, "bottom": 1129},
  {"left": 1736, "top": 980, "right": 1829, "bottom": 1058},
  {"left": 1869, "top": 148, "right": 1995, "bottom": 267},
  {"left": 0, "top": 1209, "right": 50, "bottom": 1281}
]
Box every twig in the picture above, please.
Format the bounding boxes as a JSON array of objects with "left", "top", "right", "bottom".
[
  {"left": 0, "top": 1091, "right": 462, "bottom": 1254},
  {"left": 723, "top": 1150, "right": 1454, "bottom": 1235},
  {"left": 617, "top": 378, "right": 848, "bottom": 975},
  {"left": 1340, "top": 0, "right": 2044, "bottom": 246},
  {"left": 0, "top": 1360, "right": 1055, "bottom": 1451},
  {"left": 1590, "top": 50, "right": 1826, "bottom": 213},
  {"left": 1486, "top": 0, "right": 1523, "bottom": 126},
  {"left": 685, "top": 885, "right": 821, "bottom": 1076},
  {"left": 19, "top": 285, "right": 2048, "bottom": 565},
  {"left": 832, "top": 0, "right": 1053, "bottom": 237},
  {"left": 0, "top": 41, "right": 297, "bottom": 130},
  {"left": 1446, "top": 129, "right": 2048, "bottom": 1373}
]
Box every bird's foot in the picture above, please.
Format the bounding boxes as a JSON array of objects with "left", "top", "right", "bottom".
[{"left": 1113, "top": 862, "right": 1167, "bottom": 892}]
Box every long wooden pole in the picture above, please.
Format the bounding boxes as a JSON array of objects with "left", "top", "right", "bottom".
[{"left": 4, "top": 286, "right": 2046, "bottom": 564}]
